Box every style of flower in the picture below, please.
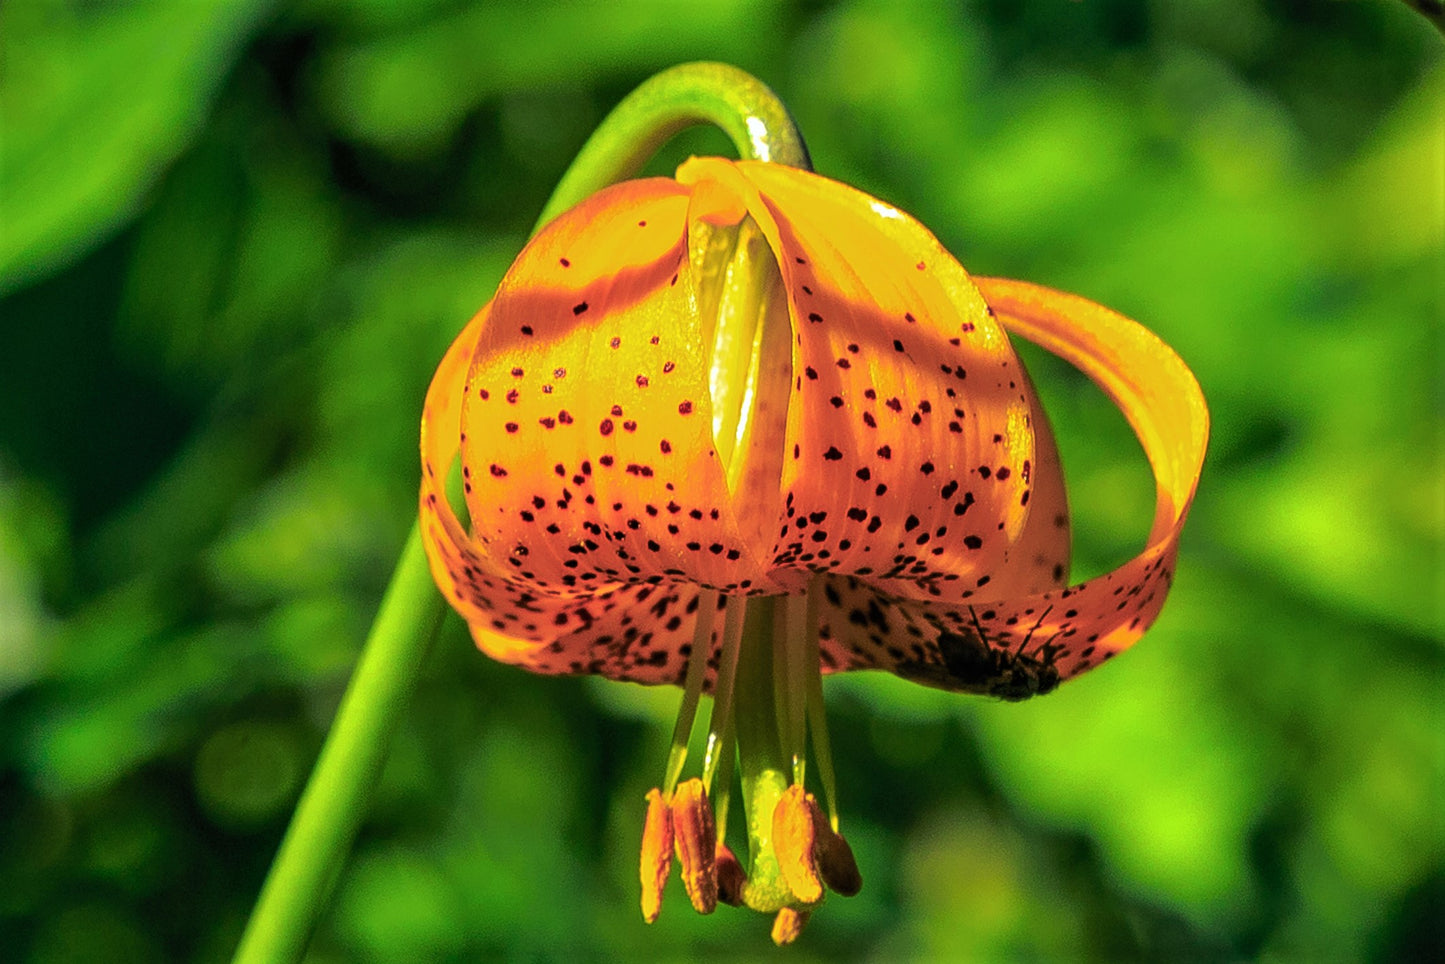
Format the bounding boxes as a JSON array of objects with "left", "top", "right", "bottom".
[{"left": 418, "top": 157, "right": 1207, "bottom": 942}]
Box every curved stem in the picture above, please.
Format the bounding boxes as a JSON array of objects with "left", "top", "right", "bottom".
[
  {"left": 234, "top": 62, "right": 809, "bottom": 964},
  {"left": 537, "top": 62, "right": 811, "bottom": 228}
]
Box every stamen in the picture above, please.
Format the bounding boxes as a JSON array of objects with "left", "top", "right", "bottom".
[
  {"left": 816, "top": 826, "right": 862, "bottom": 898},
  {"left": 770, "top": 907, "right": 811, "bottom": 946},
  {"left": 715, "top": 840, "right": 747, "bottom": 907},
  {"left": 670, "top": 778, "right": 719, "bottom": 914},
  {"left": 663, "top": 589, "right": 720, "bottom": 794},
  {"left": 708, "top": 705, "right": 734, "bottom": 838},
  {"left": 710, "top": 703, "right": 737, "bottom": 836},
  {"left": 639, "top": 788, "right": 673, "bottom": 923},
  {"left": 702, "top": 596, "right": 748, "bottom": 794},
  {"left": 772, "top": 784, "right": 824, "bottom": 904},
  {"left": 702, "top": 595, "right": 748, "bottom": 841},
  {"left": 802, "top": 578, "right": 841, "bottom": 831},
  {"left": 772, "top": 784, "right": 863, "bottom": 903}
]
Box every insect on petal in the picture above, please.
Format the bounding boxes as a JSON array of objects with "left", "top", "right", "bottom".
[{"left": 969, "top": 276, "right": 1208, "bottom": 678}]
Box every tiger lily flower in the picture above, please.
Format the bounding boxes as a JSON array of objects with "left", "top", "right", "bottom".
[{"left": 418, "top": 157, "right": 1207, "bottom": 941}]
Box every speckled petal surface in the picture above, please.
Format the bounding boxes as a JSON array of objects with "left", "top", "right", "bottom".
[
  {"left": 458, "top": 177, "right": 784, "bottom": 598},
  {"left": 419, "top": 289, "right": 728, "bottom": 681},
  {"left": 812, "top": 279, "right": 1207, "bottom": 695},
  {"left": 678, "top": 160, "right": 1047, "bottom": 602}
]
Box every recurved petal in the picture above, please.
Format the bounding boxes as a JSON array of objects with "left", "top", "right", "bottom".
[
  {"left": 463, "top": 580, "right": 728, "bottom": 684},
  {"left": 678, "top": 159, "right": 1037, "bottom": 597},
  {"left": 979, "top": 277, "right": 1207, "bottom": 547},
  {"left": 459, "top": 177, "right": 783, "bottom": 597},
  {"left": 420, "top": 303, "right": 503, "bottom": 628},
  {"left": 979, "top": 359, "right": 1071, "bottom": 600},
  {"left": 968, "top": 276, "right": 1207, "bottom": 678},
  {"left": 813, "top": 280, "right": 1206, "bottom": 694},
  {"left": 418, "top": 243, "right": 730, "bottom": 684},
  {"left": 814, "top": 576, "right": 1067, "bottom": 699}
]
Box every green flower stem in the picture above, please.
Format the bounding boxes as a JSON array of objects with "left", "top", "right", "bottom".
[
  {"left": 233, "top": 525, "right": 443, "bottom": 964},
  {"left": 234, "top": 62, "right": 807, "bottom": 964},
  {"left": 537, "top": 62, "right": 811, "bottom": 227}
]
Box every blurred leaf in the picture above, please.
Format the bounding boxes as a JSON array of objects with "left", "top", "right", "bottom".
[
  {"left": 310, "top": 0, "right": 785, "bottom": 157},
  {"left": 1325, "top": 65, "right": 1445, "bottom": 270},
  {"left": 194, "top": 720, "right": 307, "bottom": 828},
  {"left": 0, "top": 469, "right": 64, "bottom": 697},
  {"left": 27, "top": 903, "right": 162, "bottom": 964},
  {"left": 895, "top": 807, "right": 1086, "bottom": 960},
  {"left": 332, "top": 846, "right": 467, "bottom": 963},
  {"left": 115, "top": 103, "right": 343, "bottom": 390},
  {"left": 0, "top": 0, "right": 274, "bottom": 294},
  {"left": 315, "top": 228, "right": 517, "bottom": 480},
  {"left": 962, "top": 580, "right": 1272, "bottom": 930}
]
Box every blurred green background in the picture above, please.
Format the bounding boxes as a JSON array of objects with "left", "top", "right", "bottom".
[{"left": 2, "top": 0, "right": 1441, "bottom": 961}]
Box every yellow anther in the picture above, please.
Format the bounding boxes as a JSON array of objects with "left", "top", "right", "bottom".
[
  {"left": 772, "top": 783, "right": 863, "bottom": 903},
  {"left": 639, "top": 788, "right": 674, "bottom": 923},
  {"left": 669, "top": 778, "right": 719, "bottom": 914},
  {"left": 770, "top": 906, "right": 811, "bottom": 946},
  {"left": 772, "top": 784, "right": 824, "bottom": 904}
]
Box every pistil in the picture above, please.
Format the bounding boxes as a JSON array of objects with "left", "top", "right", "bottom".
[{"left": 732, "top": 596, "right": 794, "bottom": 914}]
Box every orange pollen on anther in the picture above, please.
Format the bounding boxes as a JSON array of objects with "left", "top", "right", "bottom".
[
  {"left": 772, "top": 785, "right": 824, "bottom": 903},
  {"left": 772, "top": 783, "right": 862, "bottom": 903},
  {"left": 771, "top": 906, "right": 812, "bottom": 946},
  {"left": 669, "top": 778, "right": 719, "bottom": 914},
  {"left": 639, "top": 788, "right": 674, "bottom": 923}
]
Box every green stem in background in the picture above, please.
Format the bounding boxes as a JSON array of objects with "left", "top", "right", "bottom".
[
  {"left": 233, "top": 61, "right": 808, "bottom": 964},
  {"left": 232, "top": 526, "right": 443, "bottom": 964}
]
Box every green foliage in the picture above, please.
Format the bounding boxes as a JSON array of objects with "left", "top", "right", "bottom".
[{"left": 1, "top": 1, "right": 1440, "bottom": 961}]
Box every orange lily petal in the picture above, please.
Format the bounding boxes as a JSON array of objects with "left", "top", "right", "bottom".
[
  {"left": 418, "top": 239, "right": 730, "bottom": 683},
  {"left": 970, "top": 276, "right": 1207, "bottom": 678},
  {"left": 419, "top": 303, "right": 495, "bottom": 627},
  {"left": 422, "top": 158, "right": 1202, "bottom": 695},
  {"left": 677, "top": 159, "right": 1066, "bottom": 605},
  {"left": 459, "top": 177, "right": 784, "bottom": 598},
  {"left": 978, "top": 359, "right": 1071, "bottom": 599},
  {"left": 812, "top": 279, "right": 1207, "bottom": 693}
]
